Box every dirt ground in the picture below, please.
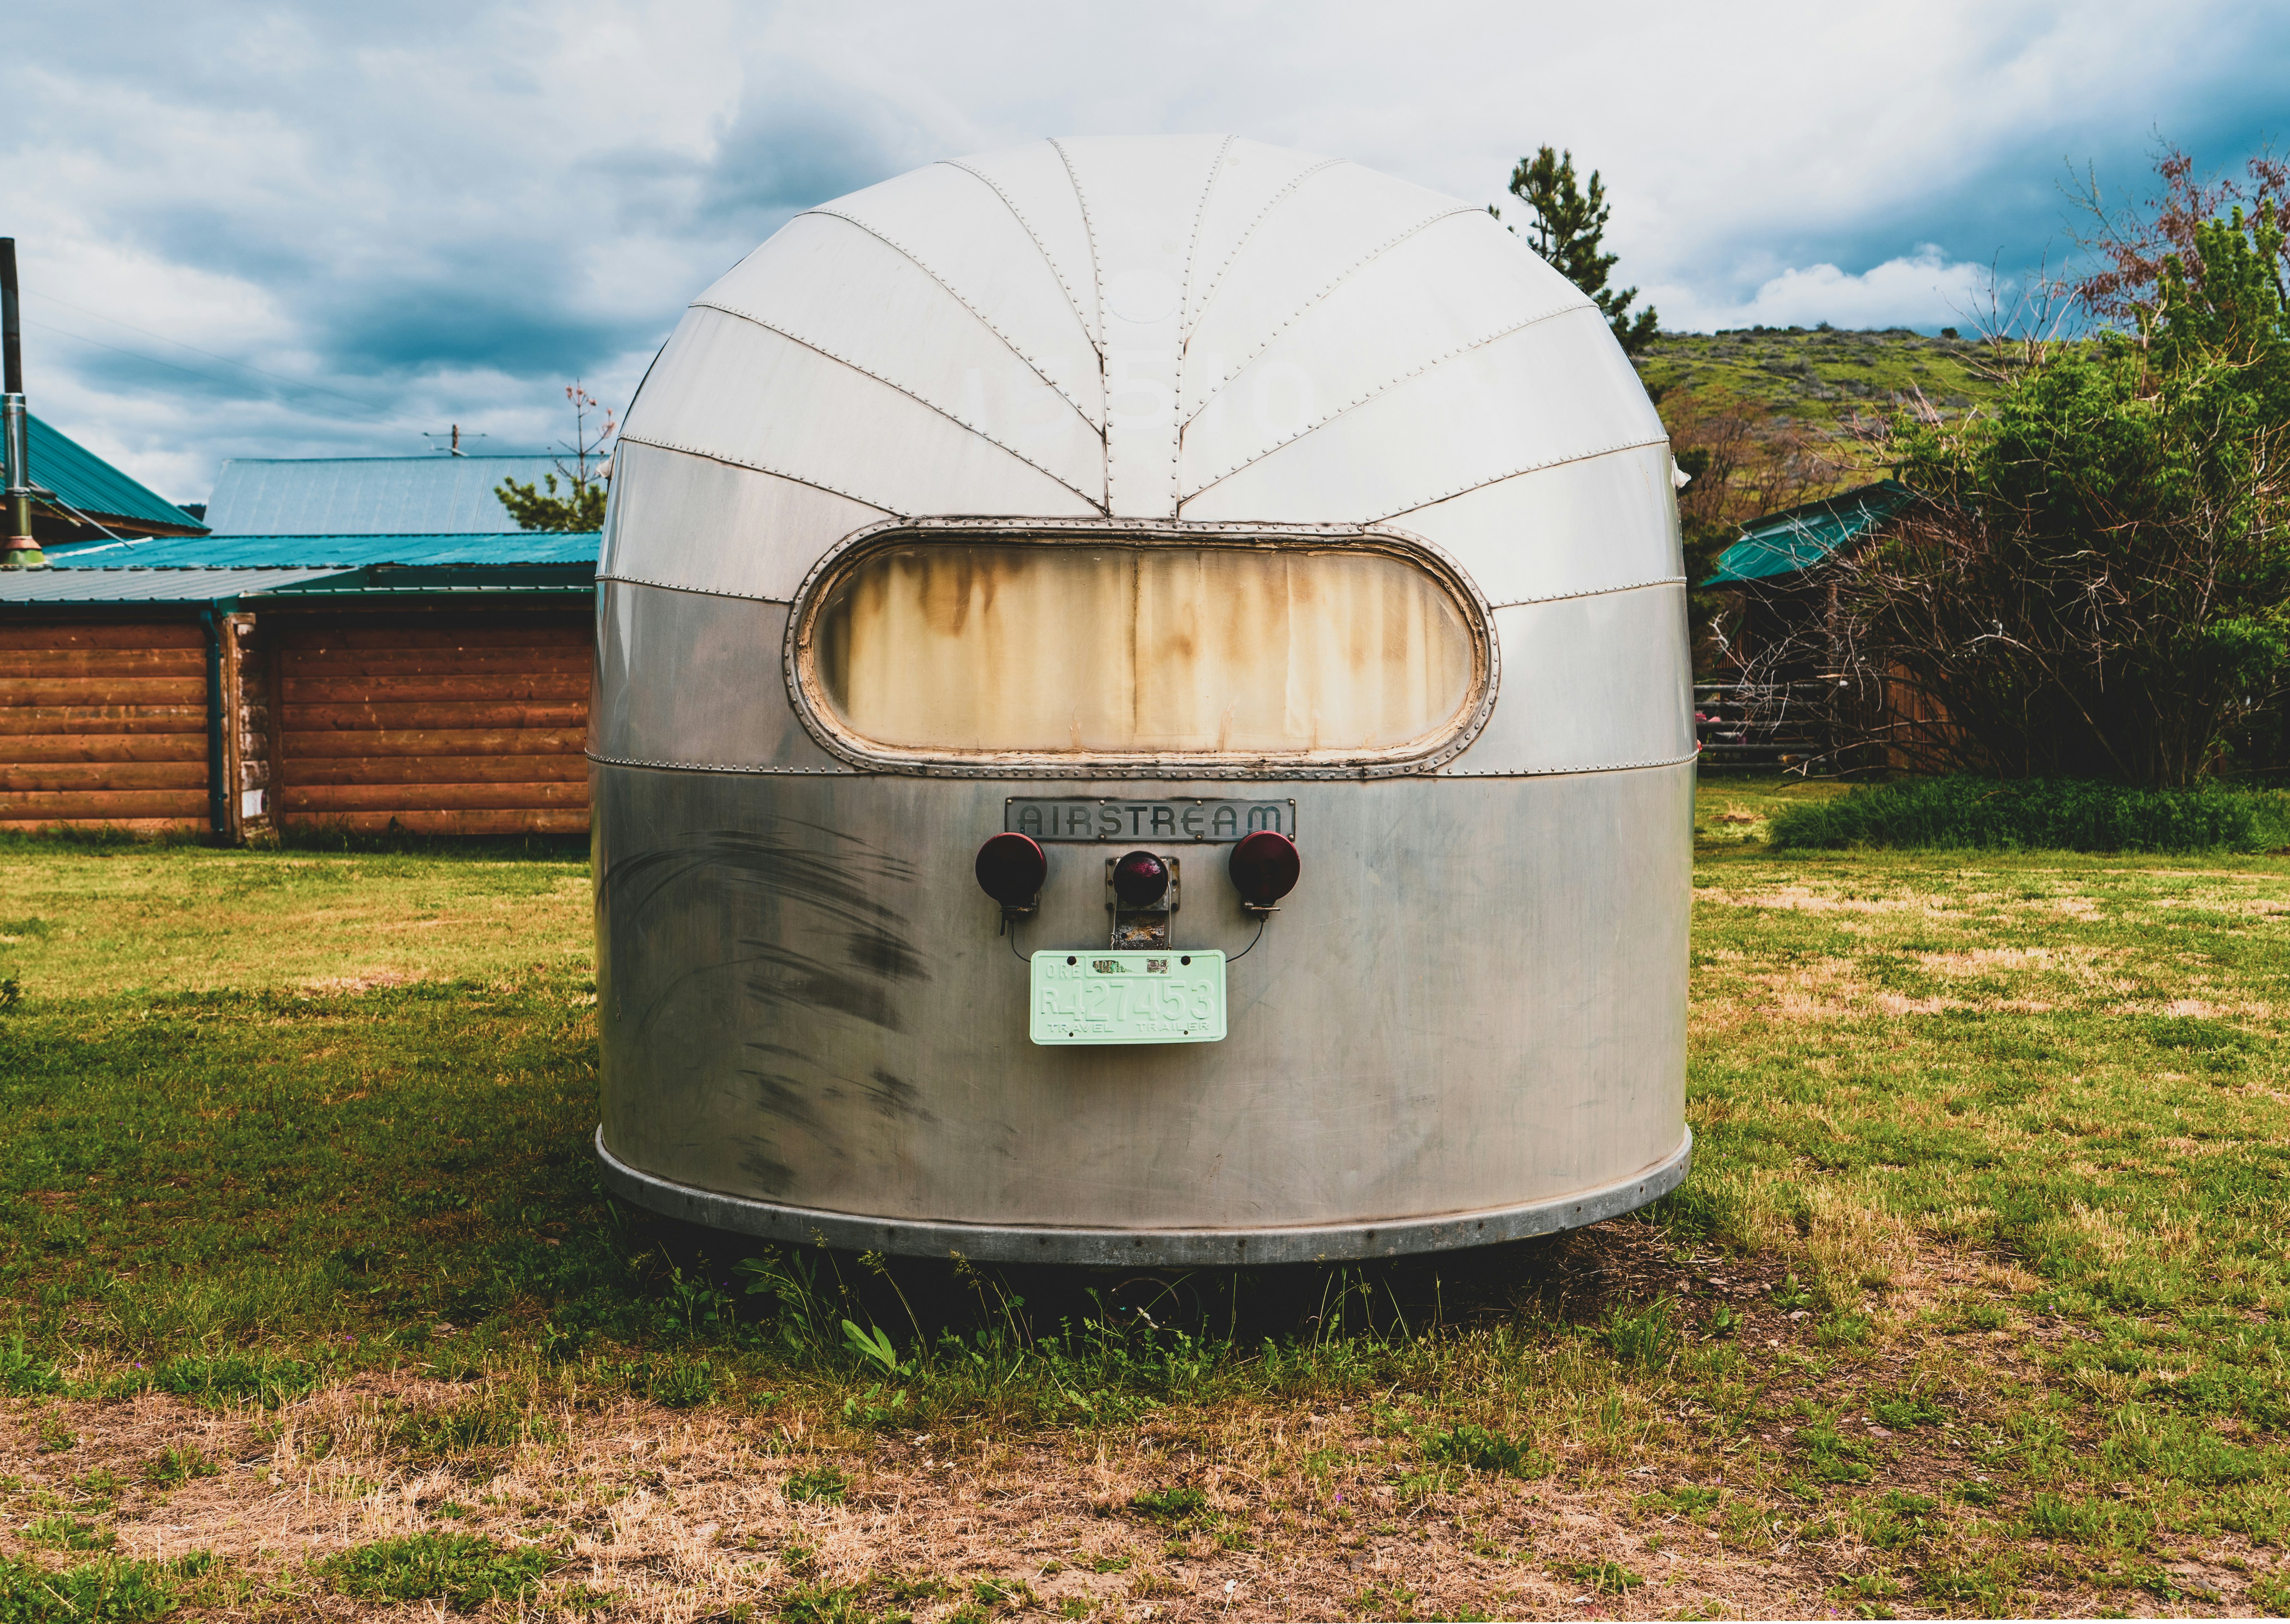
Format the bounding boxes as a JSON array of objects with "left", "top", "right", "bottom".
[{"left": 5, "top": 1225, "right": 2279, "bottom": 1620}]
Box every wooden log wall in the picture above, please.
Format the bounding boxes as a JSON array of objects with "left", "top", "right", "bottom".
[
  {"left": 271, "top": 616, "right": 591, "bottom": 834},
  {"left": 0, "top": 620, "right": 212, "bottom": 832}
]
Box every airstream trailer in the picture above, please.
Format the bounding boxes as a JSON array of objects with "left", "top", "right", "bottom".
[{"left": 591, "top": 135, "right": 1693, "bottom": 1265}]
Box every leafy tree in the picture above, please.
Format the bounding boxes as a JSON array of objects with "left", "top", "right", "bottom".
[
  {"left": 1497, "top": 147, "right": 1659, "bottom": 354},
  {"left": 1781, "top": 194, "right": 2290, "bottom": 785},
  {"left": 496, "top": 382, "right": 615, "bottom": 532}
]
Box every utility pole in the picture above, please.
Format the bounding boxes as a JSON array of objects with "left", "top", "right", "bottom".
[{"left": 0, "top": 239, "right": 42, "bottom": 568}]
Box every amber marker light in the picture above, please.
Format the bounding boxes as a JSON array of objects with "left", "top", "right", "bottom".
[
  {"left": 1228, "top": 830, "right": 1300, "bottom": 913},
  {"left": 1111, "top": 849, "right": 1170, "bottom": 909},
  {"left": 975, "top": 832, "right": 1047, "bottom": 917}
]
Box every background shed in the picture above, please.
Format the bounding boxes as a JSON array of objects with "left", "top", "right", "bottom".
[{"left": 2, "top": 530, "right": 597, "bottom": 837}]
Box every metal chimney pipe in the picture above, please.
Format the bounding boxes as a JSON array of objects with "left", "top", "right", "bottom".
[{"left": 0, "top": 239, "right": 42, "bottom": 568}]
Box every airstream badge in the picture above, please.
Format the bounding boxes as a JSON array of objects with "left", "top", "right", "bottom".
[{"left": 1007, "top": 798, "right": 1295, "bottom": 842}]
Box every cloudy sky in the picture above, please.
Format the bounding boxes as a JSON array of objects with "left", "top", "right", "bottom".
[{"left": 11, "top": 0, "right": 2287, "bottom": 504}]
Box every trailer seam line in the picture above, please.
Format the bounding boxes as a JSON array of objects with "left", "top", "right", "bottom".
[
  {"left": 688, "top": 299, "right": 1103, "bottom": 509},
  {"left": 940, "top": 156, "right": 1103, "bottom": 358},
  {"left": 1180, "top": 157, "right": 1347, "bottom": 345},
  {"left": 1179, "top": 298, "right": 1589, "bottom": 498},
  {"left": 797, "top": 205, "right": 1104, "bottom": 431}
]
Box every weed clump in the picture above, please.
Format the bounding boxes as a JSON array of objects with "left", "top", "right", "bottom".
[
  {"left": 320, "top": 1532, "right": 552, "bottom": 1611},
  {"left": 784, "top": 1465, "right": 849, "bottom": 1504},
  {"left": 0, "top": 1337, "right": 61, "bottom": 1395},
  {"left": 152, "top": 1352, "right": 317, "bottom": 1409},
  {"left": 1126, "top": 1486, "right": 1207, "bottom": 1526},
  {"left": 1421, "top": 1423, "right": 1547, "bottom": 1477},
  {"left": 1767, "top": 775, "right": 2290, "bottom": 853}
]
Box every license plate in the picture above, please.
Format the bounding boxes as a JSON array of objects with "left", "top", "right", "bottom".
[{"left": 1029, "top": 950, "right": 1226, "bottom": 1045}]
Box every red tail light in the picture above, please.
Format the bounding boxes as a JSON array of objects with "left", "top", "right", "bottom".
[
  {"left": 975, "top": 832, "right": 1047, "bottom": 911},
  {"left": 1111, "top": 849, "right": 1170, "bottom": 909},
  {"left": 1228, "top": 830, "right": 1300, "bottom": 910}
]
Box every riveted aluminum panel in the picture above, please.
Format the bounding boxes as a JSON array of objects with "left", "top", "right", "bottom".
[
  {"left": 1445, "top": 583, "right": 1695, "bottom": 776},
  {"left": 695, "top": 213, "right": 1102, "bottom": 495},
  {"left": 621, "top": 306, "right": 1100, "bottom": 522},
  {"left": 593, "top": 761, "right": 1689, "bottom": 1248},
  {"left": 1180, "top": 210, "right": 1584, "bottom": 472},
  {"left": 1389, "top": 444, "right": 1684, "bottom": 608},
  {"left": 1182, "top": 163, "right": 1478, "bottom": 413},
  {"left": 789, "top": 162, "right": 1106, "bottom": 428},
  {"left": 1053, "top": 134, "right": 1231, "bottom": 517},
  {"left": 590, "top": 581, "right": 851, "bottom": 773},
  {"left": 941, "top": 142, "right": 1105, "bottom": 351},
  {"left": 1182, "top": 306, "right": 1663, "bottom": 525},
  {"left": 1181, "top": 139, "right": 1344, "bottom": 339},
  {"left": 599, "top": 441, "right": 889, "bottom": 600}
]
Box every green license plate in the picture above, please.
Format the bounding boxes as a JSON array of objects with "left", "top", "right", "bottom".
[{"left": 1029, "top": 950, "right": 1227, "bottom": 1045}]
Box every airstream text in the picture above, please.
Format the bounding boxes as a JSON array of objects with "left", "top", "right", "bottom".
[{"left": 1007, "top": 797, "right": 1295, "bottom": 842}]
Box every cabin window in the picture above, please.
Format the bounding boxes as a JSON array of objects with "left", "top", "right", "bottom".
[{"left": 802, "top": 541, "right": 1480, "bottom": 761}]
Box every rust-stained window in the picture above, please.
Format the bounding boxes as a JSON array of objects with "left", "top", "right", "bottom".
[{"left": 802, "top": 541, "right": 1480, "bottom": 762}]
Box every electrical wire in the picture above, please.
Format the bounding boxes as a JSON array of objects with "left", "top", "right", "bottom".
[{"left": 1227, "top": 915, "right": 1269, "bottom": 960}]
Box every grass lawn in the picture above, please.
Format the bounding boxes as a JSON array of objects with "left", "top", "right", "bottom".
[{"left": 2, "top": 782, "right": 2288, "bottom": 1620}]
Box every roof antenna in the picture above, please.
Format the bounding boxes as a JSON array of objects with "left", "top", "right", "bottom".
[
  {"left": 423, "top": 424, "right": 486, "bottom": 456},
  {"left": 0, "top": 239, "right": 42, "bottom": 568}
]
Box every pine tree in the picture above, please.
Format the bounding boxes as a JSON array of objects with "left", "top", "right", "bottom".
[{"left": 1498, "top": 147, "right": 1660, "bottom": 354}]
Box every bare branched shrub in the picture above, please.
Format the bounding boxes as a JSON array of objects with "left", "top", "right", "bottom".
[{"left": 1747, "top": 369, "right": 2290, "bottom": 783}]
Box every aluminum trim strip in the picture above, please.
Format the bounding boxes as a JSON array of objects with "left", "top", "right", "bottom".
[
  {"left": 612, "top": 431, "right": 909, "bottom": 517},
  {"left": 1181, "top": 203, "right": 1481, "bottom": 423},
  {"left": 936, "top": 157, "right": 1103, "bottom": 356},
  {"left": 1182, "top": 157, "right": 1345, "bottom": 342},
  {"left": 1372, "top": 433, "right": 1673, "bottom": 524},
  {"left": 1046, "top": 137, "right": 1107, "bottom": 351},
  {"left": 590, "top": 573, "right": 792, "bottom": 603},
  {"left": 585, "top": 752, "right": 859, "bottom": 776},
  {"left": 1436, "top": 750, "right": 1699, "bottom": 779},
  {"left": 1486, "top": 575, "right": 1687, "bottom": 610},
  {"left": 596, "top": 1125, "right": 1691, "bottom": 1265},
  {"left": 798, "top": 203, "right": 1103, "bottom": 427},
  {"left": 1181, "top": 297, "right": 1587, "bottom": 495},
  {"left": 688, "top": 297, "right": 1102, "bottom": 506}
]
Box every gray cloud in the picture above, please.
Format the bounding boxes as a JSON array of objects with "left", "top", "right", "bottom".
[{"left": 5, "top": 0, "right": 2287, "bottom": 503}]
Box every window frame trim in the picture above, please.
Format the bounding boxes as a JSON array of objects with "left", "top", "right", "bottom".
[{"left": 782, "top": 517, "right": 1501, "bottom": 780}]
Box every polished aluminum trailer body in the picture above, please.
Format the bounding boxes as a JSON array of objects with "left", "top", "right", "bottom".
[{"left": 593, "top": 136, "right": 1693, "bottom": 1263}]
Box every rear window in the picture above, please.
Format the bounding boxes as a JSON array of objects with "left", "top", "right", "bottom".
[{"left": 800, "top": 540, "right": 1480, "bottom": 762}]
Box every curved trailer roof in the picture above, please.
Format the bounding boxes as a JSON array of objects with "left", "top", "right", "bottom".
[{"left": 603, "top": 135, "right": 1678, "bottom": 610}]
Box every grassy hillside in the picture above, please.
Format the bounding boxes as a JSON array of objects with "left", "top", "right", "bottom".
[{"left": 1636, "top": 326, "right": 2001, "bottom": 434}]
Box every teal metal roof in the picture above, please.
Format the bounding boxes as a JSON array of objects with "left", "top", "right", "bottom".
[
  {"left": 44, "top": 531, "right": 600, "bottom": 569},
  {"left": 1703, "top": 480, "right": 1918, "bottom": 586},
  {"left": 24, "top": 415, "right": 207, "bottom": 534}
]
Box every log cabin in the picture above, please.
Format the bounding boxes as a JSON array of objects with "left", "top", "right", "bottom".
[{"left": 0, "top": 531, "right": 597, "bottom": 838}]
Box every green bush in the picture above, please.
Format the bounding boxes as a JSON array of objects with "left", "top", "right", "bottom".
[{"left": 1768, "top": 775, "right": 2290, "bottom": 852}]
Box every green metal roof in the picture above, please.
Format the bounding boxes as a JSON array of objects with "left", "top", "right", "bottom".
[
  {"left": 45, "top": 531, "right": 599, "bottom": 569},
  {"left": 23, "top": 415, "right": 208, "bottom": 534},
  {"left": 1703, "top": 479, "right": 1918, "bottom": 587}
]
